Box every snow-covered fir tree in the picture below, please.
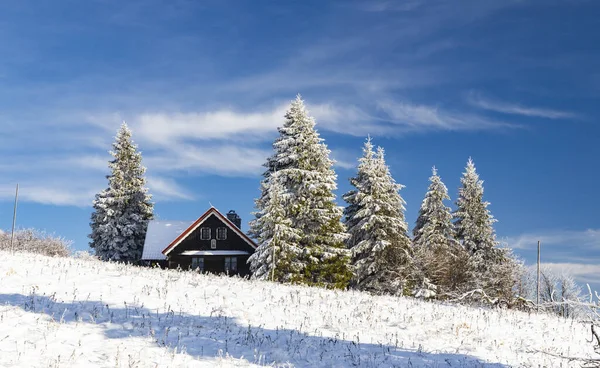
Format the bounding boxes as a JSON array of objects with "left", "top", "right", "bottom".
[
  {"left": 89, "top": 122, "right": 153, "bottom": 263},
  {"left": 248, "top": 173, "right": 303, "bottom": 282},
  {"left": 453, "top": 158, "right": 516, "bottom": 298},
  {"left": 413, "top": 167, "right": 455, "bottom": 248},
  {"left": 343, "top": 138, "right": 412, "bottom": 294},
  {"left": 412, "top": 167, "right": 464, "bottom": 297},
  {"left": 249, "top": 95, "right": 351, "bottom": 289},
  {"left": 453, "top": 158, "right": 498, "bottom": 258}
]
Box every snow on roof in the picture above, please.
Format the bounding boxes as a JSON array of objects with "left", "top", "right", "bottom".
[
  {"left": 141, "top": 220, "right": 194, "bottom": 260},
  {"left": 179, "top": 250, "right": 250, "bottom": 256}
]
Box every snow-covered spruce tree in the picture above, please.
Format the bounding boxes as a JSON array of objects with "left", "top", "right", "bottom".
[
  {"left": 89, "top": 122, "right": 153, "bottom": 263},
  {"left": 249, "top": 95, "right": 351, "bottom": 289},
  {"left": 248, "top": 173, "right": 303, "bottom": 282},
  {"left": 343, "top": 138, "right": 412, "bottom": 295},
  {"left": 412, "top": 167, "right": 466, "bottom": 297},
  {"left": 413, "top": 167, "right": 455, "bottom": 247},
  {"left": 453, "top": 158, "right": 497, "bottom": 256},
  {"left": 453, "top": 158, "right": 515, "bottom": 300}
]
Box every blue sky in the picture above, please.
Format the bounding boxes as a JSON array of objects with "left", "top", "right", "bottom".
[{"left": 1, "top": 0, "right": 598, "bottom": 289}]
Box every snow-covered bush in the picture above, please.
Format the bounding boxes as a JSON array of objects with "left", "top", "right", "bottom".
[
  {"left": 516, "top": 263, "right": 587, "bottom": 318},
  {"left": 0, "top": 228, "right": 71, "bottom": 257},
  {"left": 72, "top": 250, "right": 99, "bottom": 261}
]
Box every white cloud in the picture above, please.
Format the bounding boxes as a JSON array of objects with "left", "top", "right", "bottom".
[
  {"left": 504, "top": 229, "right": 600, "bottom": 251},
  {"left": 541, "top": 263, "right": 600, "bottom": 285},
  {"left": 504, "top": 229, "right": 600, "bottom": 288},
  {"left": 467, "top": 93, "right": 579, "bottom": 119},
  {"left": 1, "top": 97, "right": 528, "bottom": 208},
  {"left": 376, "top": 100, "right": 515, "bottom": 132},
  {"left": 329, "top": 148, "right": 358, "bottom": 170},
  {"left": 0, "top": 182, "right": 98, "bottom": 207},
  {"left": 133, "top": 106, "right": 287, "bottom": 144},
  {"left": 144, "top": 144, "right": 271, "bottom": 177},
  {"left": 146, "top": 176, "right": 194, "bottom": 201}
]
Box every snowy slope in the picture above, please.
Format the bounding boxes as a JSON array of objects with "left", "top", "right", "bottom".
[{"left": 0, "top": 251, "right": 595, "bottom": 367}]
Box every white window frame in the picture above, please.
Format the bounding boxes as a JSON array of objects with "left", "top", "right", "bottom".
[
  {"left": 211, "top": 239, "right": 217, "bottom": 249},
  {"left": 200, "top": 227, "right": 211, "bottom": 240},
  {"left": 217, "top": 227, "right": 227, "bottom": 240}
]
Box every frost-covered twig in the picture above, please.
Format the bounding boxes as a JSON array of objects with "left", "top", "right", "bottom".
[{"left": 447, "top": 289, "right": 498, "bottom": 305}]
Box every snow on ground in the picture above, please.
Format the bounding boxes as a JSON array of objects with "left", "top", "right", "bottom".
[{"left": 0, "top": 251, "right": 596, "bottom": 367}]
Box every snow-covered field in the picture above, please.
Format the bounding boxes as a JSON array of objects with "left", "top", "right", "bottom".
[{"left": 0, "top": 252, "right": 595, "bottom": 367}]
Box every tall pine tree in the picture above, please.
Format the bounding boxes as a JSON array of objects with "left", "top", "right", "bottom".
[
  {"left": 453, "top": 158, "right": 515, "bottom": 298},
  {"left": 453, "top": 158, "right": 498, "bottom": 258},
  {"left": 413, "top": 167, "right": 465, "bottom": 296},
  {"left": 249, "top": 95, "right": 351, "bottom": 289},
  {"left": 413, "top": 167, "right": 455, "bottom": 249},
  {"left": 248, "top": 173, "right": 303, "bottom": 282},
  {"left": 343, "top": 138, "right": 412, "bottom": 294},
  {"left": 89, "top": 123, "right": 154, "bottom": 263}
]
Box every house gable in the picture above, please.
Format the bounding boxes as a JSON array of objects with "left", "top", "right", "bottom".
[{"left": 162, "top": 207, "right": 257, "bottom": 256}]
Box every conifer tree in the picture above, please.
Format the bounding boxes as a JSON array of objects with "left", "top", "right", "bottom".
[
  {"left": 343, "top": 138, "right": 412, "bottom": 294},
  {"left": 248, "top": 173, "right": 302, "bottom": 282},
  {"left": 89, "top": 123, "right": 154, "bottom": 263},
  {"left": 249, "top": 95, "right": 351, "bottom": 289},
  {"left": 453, "top": 158, "right": 515, "bottom": 298},
  {"left": 453, "top": 158, "right": 498, "bottom": 259},
  {"left": 413, "top": 167, "right": 465, "bottom": 296},
  {"left": 413, "top": 167, "right": 455, "bottom": 248}
]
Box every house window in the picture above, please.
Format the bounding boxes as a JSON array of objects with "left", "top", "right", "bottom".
[
  {"left": 200, "top": 227, "right": 211, "bottom": 240},
  {"left": 191, "top": 257, "right": 204, "bottom": 271},
  {"left": 211, "top": 239, "right": 217, "bottom": 249},
  {"left": 217, "top": 227, "right": 227, "bottom": 240},
  {"left": 224, "top": 257, "right": 237, "bottom": 272}
]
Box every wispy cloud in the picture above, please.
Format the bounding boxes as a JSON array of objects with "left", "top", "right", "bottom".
[
  {"left": 376, "top": 100, "right": 515, "bottom": 132},
  {"left": 541, "top": 263, "right": 600, "bottom": 286},
  {"left": 504, "top": 229, "right": 600, "bottom": 251},
  {"left": 468, "top": 93, "right": 579, "bottom": 119},
  {"left": 0, "top": 182, "right": 98, "bottom": 207},
  {"left": 505, "top": 229, "right": 600, "bottom": 288},
  {"left": 2, "top": 94, "right": 535, "bottom": 208},
  {"left": 353, "top": 0, "right": 423, "bottom": 13},
  {"left": 146, "top": 176, "right": 194, "bottom": 201},
  {"left": 0, "top": 0, "right": 583, "bottom": 209}
]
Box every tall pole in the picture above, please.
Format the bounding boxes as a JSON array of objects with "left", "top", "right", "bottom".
[
  {"left": 537, "top": 240, "right": 541, "bottom": 312},
  {"left": 10, "top": 183, "right": 19, "bottom": 254}
]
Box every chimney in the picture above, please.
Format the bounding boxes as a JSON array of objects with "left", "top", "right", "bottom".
[{"left": 227, "top": 210, "right": 242, "bottom": 229}]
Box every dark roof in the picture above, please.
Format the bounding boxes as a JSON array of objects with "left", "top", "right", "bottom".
[{"left": 162, "top": 207, "right": 257, "bottom": 256}]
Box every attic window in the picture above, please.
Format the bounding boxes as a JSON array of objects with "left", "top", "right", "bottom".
[
  {"left": 200, "top": 227, "right": 211, "bottom": 240},
  {"left": 211, "top": 239, "right": 217, "bottom": 249},
  {"left": 217, "top": 227, "right": 227, "bottom": 240}
]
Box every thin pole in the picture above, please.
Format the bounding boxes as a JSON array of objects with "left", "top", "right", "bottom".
[
  {"left": 10, "top": 183, "right": 19, "bottom": 254},
  {"left": 536, "top": 240, "right": 541, "bottom": 312}
]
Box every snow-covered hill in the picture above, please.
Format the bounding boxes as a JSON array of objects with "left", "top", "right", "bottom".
[{"left": 0, "top": 252, "right": 595, "bottom": 367}]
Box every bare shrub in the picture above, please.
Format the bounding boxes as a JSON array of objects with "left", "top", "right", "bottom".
[{"left": 0, "top": 228, "right": 71, "bottom": 257}]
